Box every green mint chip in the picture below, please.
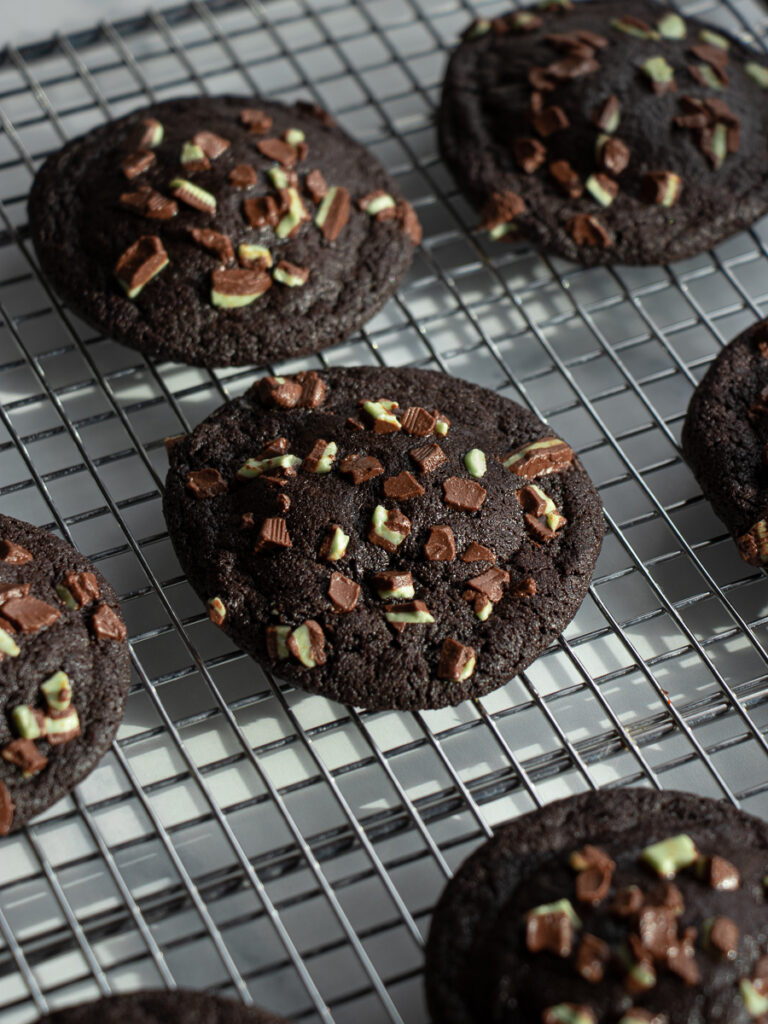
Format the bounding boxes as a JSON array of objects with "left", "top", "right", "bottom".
[
  {"left": 181, "top": 141, "right": 206, "bottom": 165},
  {"left": 236, "top": 453, "right": 302, "bottom": 479},
  {"left": 41, "top": 671, "right": 72, "bottom": 712},
  {"left": 526, "top": 898, "right": 581, "bottom": 927},
  {"left": 0, "top": 626, "right": 20, "bottom": 658},
  {"left": 641, "top": 55, "right": 675, "bottom": 87},
  {"left": 711, "top": 122, "right": 728, "bottom": 170},
  {"left": 268, "top": 165, "right": 290, "bottom": 190},
  {"left": 315, "top": 185, "right": 340, "bottom": 230},
  {"left": 586, "top": 174, "right": 616, "bottom": 207},
  {"left": 276, "top": 187, "right": 307, "bottom": 239},
  {"left": 56, "top": 584, "right": 79, "bottom": 610},
  {"left": 272, "top": 625, "right": 290, "bottom": 660},
  {"left": 746, "top": 62, "right": 768, "bottom": 88},
  {"left": 273, "top": 264, "right": 308, "bottom": 288},
  {"left": 290, "top": 623, "right": 319, "bottom": 667},
  {"left": 12, "top": 705, "right": 41, "bottom": 739},
  {"left": 740, "top": 979, "right": 768, "bottom": 1018},
  {"left": 377, "top": 580, "right": 415, "bottom": 600},
  {"left": 611, "top": 16, "right": 659, "bottom": 39},
  {"left": 464, "top": 18, "right": 491, "bottom": 38},
  {"left": 170, "top": 178, "right": 217, "bottom": 213},
  {"left": 237, "top": 243, "right": 273, "bottom": 268},
  {"left": 695, "top": 63, "right": 724, "bottom": 90},
  {"left": 699, "top": 27, "right": 729, "bottom": 49},
  {"left": 657, "top": 12, "right": 686, "bottom": 38},
  {"left": 363, "top": 400, "right": 401, "bottom": 431},
  {"left": 435, "top": 417, "right": 449, "bottom": 436},
  {"left": 384, "top": 607, "right": 435, "bottom": 626},
  {"left": 44, "top": 708, "right": 80, "bottom": 738},
  {"left": 464, "top": 449, "right": 487, "bottom": 478},
  {"left": 640, "top": 833, "right": 698, "bottom": 877},
  {"left": 458, "top": 654, "right": 476, "bottom": 681},
  {"left": 327, "top": 526, "right": 350, "bottom": 561},
  {"left": 476, "top": 596, "right": 493, "bottom": 621},
  {"left": 371, "top": 505, "right": 406, "bottom": 547},
  {"left": 541, "top": 1006, "right": 595, "bottom": 1024},
  {"left": 284, "top": 128, "right": 305, "bottom": 146},
  {"left": 489, "top": 222, "right": 517, "bottom": 241},
  {"left": 310, "top": 441, "right": 338, "bottom": 474},
  {"left": 364, "top": 193, "right": 396, "bottom": 216}
]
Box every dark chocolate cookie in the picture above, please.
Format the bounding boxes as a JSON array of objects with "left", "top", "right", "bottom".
[
  {"left": 162, "top": 366, "right": 604, "bottom": 711},
  {"left": 35, "top": 990, "right": 289, "bottom": 1024},
  {"left": 425, "top": 788, "right": 768, "bottom": 1024},
  {"left": 439, "top": 0, "right": 768, "bottom": 265},
  {"left": 681, "top": 320, "right": 768, "bottom": 569},
  {"left": 29, "top": 96, "right": 420, "bottom": 368},
  {"left": 0, "top": 515, "right": 130, "bottom": 836}
]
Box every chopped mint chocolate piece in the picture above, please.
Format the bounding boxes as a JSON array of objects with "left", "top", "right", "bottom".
[
  {"left": 375, "top": 573, "right": 415, "bottom": 600},
  {"left": 325, "top": 525, "right": 350, "bottom": 561},
  {"left": 56, "top": 584, "right": 78, "bottom": 610},
  {"left": 739, "top": 979, "right": 768, "bottom": 1018},
  {"left": 268, "top": 165, "right": 291, "bottom": 190},
  {"left": 435, "top": 416, "right": 449, "bottom": 436},
  {"left": 627, "top": 961, "right": 657, "bottom": 991},
  {"left": 585, "top": 173, "right": 618, "bottom": 207},
  {"left": 657, "top": 12, "right": 686, "bottom": 38},
  {"left": 363, "top": 399, "right": 401, "bottom": 432},
  {"left": 711, "top": 122, "right": 728, "bottom": 170},
  {"left": 307, "top": 441, "right": 337, "bottom": 474},
  {"left": 273, "top": 261, "right": 309, "bottom": 287},
  {"left": 611, "top": 16, "right": 659, "bottom": 39},
  {"left": 115, "top": 236, "right": 169, "bottom": 298},
  {"left": 503, "top": 437, "right": 573, "bottom": 476},
  {"left": 641, "top": 55, "right": 676, "bottom": 93},
  {"left": 12, "top": 705, "right": 41, "bottom": 739},
  {"left": 644, "top": 171, "right": 683, "bottom": 207},
  {"left": 640, "top": 833, "right": 698, "bottom": 877},
  {"left": 699, "top": 28, "right": 729, "bottom": 49},
  {"left": 211, "top": 267, "right": 271, "bottom": 308},
  {"left": 238, "top": 243, "right": 273, "bottom": 268},
  {"left": 363, "top": 193, "right": 396, "bottom": 217},
  {"left": 527, "top": 898, "right": 581, "bottom": 927},
  {"left": 463, "top": 448, "right": 487, "bottom": 478},
  {"left": 276, "top": 187, "right": 308, "bottom": 239},
  {"left": 542, "top": 1005, "right": 596, "bottom": 1024},
  {"left": 619, "top": 1013, "right": 664, "bottom": 1024},
  {"left": 464, "top": 18, "right": 491, "bottom": 39},
  {"left": 488, "top": 222, "right": 517, "bottom": 241},
  {"left": 384, "top": 604, "right": 435, "bottom": 626},
  {"left": 694, "top": 63, "right": 725, "bottom": 90},
  {"left": 745, "top": 62, "right": 768, "bottom": 88},
  {"left": 0, "top": 627, "right": 20, "bottom": 658},
  {"left": 236, "top": 453, "right": 302, "bottom": 479},
  {"left": 207, "top": 597, "right": 226, "bottom": 625},
  {"left": 180, "top": 141, "right": 209, "bottom": 170},
  {"left": 44, "top": 707, "right": 80, "bottom": 744},
  {"left": 284, "top": 128, "right": 305, "bottom": 146},
  {"left": 170, "top": 178, "right": 217, "bottom": 214},
  {"left": 475, "top": 596, "right": 493, "bottom": 621},
  {"left": 370, "top": 505, "right": 409, "bottom": 548},
  {"left": 41, "top": 671, "right": 72, "bottom": 711},
  {"left": 135, "top": 117, "right": 163, "bottom": 149},
  {"left": 593, "top": 96, "right": 621, "bottom": 134},
  {"left": 315, "top": 185, "right": 351, "bottom": 241},
  {"left": 287, "top": 620, "right": 325, "bottom": 668},
  {"left": 267, "top": 624, "right": 290, "bottom": 660}
]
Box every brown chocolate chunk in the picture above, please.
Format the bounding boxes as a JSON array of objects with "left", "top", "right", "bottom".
[
  {"left": 328, "top": 572, "right": 361, "bottom": 613},
  {"left": 526, "top": 909, "right": 574, "bottom": 957},
  {"left": 638, "top": 906, "right": 678, "bottom": 960},
  {"left": 339, "top": 454, "right": 384, "bottom": 484},
  {"left": 690, "top": 42, "right": 729, "bottom": 68},
  {"left": 576, "top": 864, "right": 613, "bottom": 906},
  {"left": 666, "top": 928, "right": 700, "bottom": 984},
  {"left": 244, "top": 195, "right": 280, "bottom": 228},
  {"left": 317, "top": 524, "right": 345, "bottom": 561},
  {"left": 648, "top": 881, "right": 684, "bottom": 915},
  {"left": 318, "top": 185, "right": 351, "bottom": 241},
  {"left": 641, "top": 170, "right": 681, "bottom": 205},
  {"left": 296, "top": 371, "right": 327, "bottom": 408},
  {"left": 121, "top": 149, "right": 155, "bottom": 179},
  {"left": 2, "top": 596, "right": 60, "bottom": 633},
  {"left": 212, "top": 266, "right": 271, "bottom": 300},
  {"left": 481, "top": 190, "right": 525, "bottom": 232},
  {"left": 593, "top": 95, "right": 620, "bottom": 131},
  {"left": 2, "top": 739, "right": 47, "bottom": 776},
  {"left": 612, "top": 885, "right": 644, "bottom": 917},
  {"left": 567, "top": 214, "right": 614, "bottom": 248},
  {"left": 287, "top": 619, "right": 326, "bottom": 665},
  {"left": 115, "top": 236, "right": 168, "bottom": 295},
  {"left": 303, "top": 439, "right": 330, "bottom": 473},
  {"left": 189, "top": 227, "right": 234, "bottom": 265},
  {"left": 0, "top": 780, "right": 14, "bottom": 836},
  {"left": 276, "top": 494, "right": 291, "bottom": 514},
  {"left": 305, "top": 169, "right": 328, "bottom": 203},
  {"left": 126, "top": 117, "right": 162, "bottom": 151},
  {"left": 373, "top": 571, "right": 413, "bottom": 595},
  {"left": 549, "top": 160, "right": 582, "bottom": 198},
  {"left": 590, "top": 172, "right": 619, "bottom": 202},
  {"left": 257, "top": 137, "right": 297, "bottom": 167},
  {"left": 383, "top": 599, "right": 432, "bottom": 633},
  {"left": 259, "top": 437, "right": 289, "bottom": 458},
  {"left": 438, "top": 637, "right": 476, "bottom": 681},
  {"left": 443, "top": 476, "right": 487, "bottom": 512},
  {"left": 186, "top": 467, "right": 227, "bottom": 499},
  {"left": 265, "top": 625, "right": 284, "bottom": 659},
  {"left": 410, "top": 443, "right": 447, "bottom": 474},
  {"left": 0, "top": 540, "right": 33, "bottom": 564},
  {"left": 575, "top": 932, "right": 610, "bottom": 983},
  {"left": 524, "top": 512, "right": 563, "bottom": 543},
  {"left": 358, "top": 190, "right": 397, "bottom": 219},
  {"left": 507, "top": 439, "right": 575, "bottom": 477},
  {"left": 600, "top": 137, "right": 630, "bottom": 176},
  {"left": 258, "top": 375, "right": 302, "bottom": 409},
  {"left": 461, "top": 542, "right": 496, "bottom": 563},
  {"left": 529, "top": 66, "right": 557, "bottom": 91},
  {"left": 548, "top": 54, "right": 599, "bottom": 79},
  {"left": 395, "top": 199, "right": 422, "bottom": 245},
  {"left": 369, "top": 508, "right": 411, "bottom": 552},
  {"left": 346, "top": 418, "right": 365, "bottom": 431},
  {"left": 400, "top": 406, "right": 436, "bottom": 436},
  {"left": 254, "top": 517, "right": 292, "bottom": 554},
  {"left": 708, "top": 916, "right": 739, "bottom": 957},
  {"left": 64, "top": 571, "right": 100, "bottom": 607},
  {"left": 192, "top": 130, "right": 230, "bottom": 159},
  {"left": 424, "top": 525, "right": 456, "bottom": 562},
  {"left": 120, "top": 185, "right": 178, "bottom": 220},
  {"left": 91, "top": 603, "right": 127, "bottom": 641},
  {"left": 229, "top": 163, "right": 259, "bottom": 188},
  {"left": 466, "top": 568, "right": 510, "bottom": 603},
  {"left": 689, "top": 62, "right": 728, "bottom": 89},
  {"left": 240, "top": 108, "right": 272, "bottom": 134},
  {"left": 517, "top": 485, "right": 551, "bottom": 516},
  {"left": 514, "top": 137, "right": 547, "bottom": 174},
  {"left": 276, "top": 259, "right": 309, "bottom": 285},
  {"left": 383, "top": 471, "right": 425, "bottom": 500},
  {"left": 0, "top": 582, "right": 31, "bottom": 602},
  {"left": 533, "top": 105, "right": 570, "bottom": 137}
]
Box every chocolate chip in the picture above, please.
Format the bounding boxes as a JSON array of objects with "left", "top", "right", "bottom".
[
  {"left": 593, "top": 95, "right": 621, "bottom": 132},
  {"left": 529, "top": 66, "right": 557, "bottom": 91},
  {"left": 514, "top": 137, "right": 547, "bottom": 174},
  {"left": 2, "top": 596, "right": 59, "bottom": 633},
  {"left": 275, "top": 259, "right": 309, "bottom": 286},
  {"left": 575, "top": 932, "right": 610, "bottom": 983},
  {"left": 533, "top": 105, "right": 570, "bottom": 137},
  {"left": 666, "top": 928, "right": 700, "bottom": 984},
  {"left": 296, "top": 371, "right": 327, "bottom": 409},
  {"left": 481, "top": 190, "right": 526, "bottom": 232},
  {"left": 648, "top": 881, "right": 684, "bottom": 915},
  {"left": 600, "top": 137, "right": 630, "bottom": 176},
  {"left": 114, "top": 236, "right": 168, "bottom": 295},
  {"left": 424, "top": 525, "right": 456, "bottom": 562},
  {"left": 121, "top": 149, "right": 155, "bottom": 179},
  {"left": 346, "top": 417, "right": 365, "bottom": 431},
  {"left": 126, "top": 117, "right": 162, "bottom": 151},
  {"left": 689, "top": 62, "right": 728, "bottom": 89},
  {"left": 63, "top": 571, "right": 100, "bottom": 607},
  {"left": 0, "top": 540, "right": 33, "bottom": 564},
  {"left": 705, "top": 855, "right": 741, "bottom": 890},
  {"left": 549, "top": 160, "right": 583, "bottom": 198},
  {"left": 517, "top": 485, "right": 551, "bottom": 516},
  {"left": 258, "top": 376, "right": 302, "bottom": 409},
  {"left": 2, "top": 738, "right": 47, "bottom": 776},
  {"left": 548, "top": 54, "right": 599, "bottom": 78},
  {"left": 302, "top": 439, "right": 330, "bottom": 473},
  {"left": 328, "top": 572, "right": 360, "bottom": 613},
  {"left": 305, "top": 169, "right": 328, "bottom": 203},
  {"left": 567, "top": 214, "right": 614, "bottom": 248},
  {"left": 709, "top": 916, "right": 739, "bottom": 957},
  {"left": 0, "top": 583, "right": 31, "bottom": 602},
  {"left": 212, "top": 266, "right": 271, "bottom": 303},
  {"left": 339, "top": 454, "right": 384, "bottom": 484},
  {"left": 383, "top": 599, "right": 433, "bottom": 633},
  {"left": 524, "top": 512, "right": 561, "bottom": 543},
  {"left": 192, "top": 130, "right": 230, "bottom": 159},
  {"left": 229, "top": 164, "right": 259, "bottom": 188},
  {"left": 244, "top": 195, "right": 280, "bottom": 228},
  {"left": 120, "top": 186, "right": 178, "bottom": 219},
  {"left": 576, "top": 864, "right": 613, "bottom": 905},
  {"left": 383, "top": 471, "right": 425, "bottom": 500},
  {"left": 259, "top": 437, "right": 289, "bottom": 458},
  {"left": 400, "top": 406, "right": 436, "bottom": 436},
  {"left": 287, "top": 619, "right": 326, "bottom": 666},
  {"left": 254, "top": 517, "right": 291, "bottom": 553},
  {"left": 526, "top": 909, "right": 574, "bottom": 957},
  {"left": 186, "top": 468, "right": 228, "bottom": 499},
  {"left": 257, "top": 137, "right": 297, "bottom": 167},
  {"left": 637, "top": 906, "right": 678, "bottom": 960},
  {"left": 443, "top": 477, "right": 487, "bottom": 512},
  {"left": 466, "top": 567, "right": 510, "bottom": 603},
  {"left": 641, "top": 170, "right": 683, "bottom": 206},
  {"left": 368, "top": 508, "right": 411, "bottom": 552},
  {"left": 317, "top": 186, "right": 350, "bottom": 241},
  {"left": 461, "top": 542, "right": 496, "bottom": 563},
  {"left": 438, "top": 637, "right": 476, "bottom": 681},
  {"left": 91, "top": 603, "right": 127, "bottom": 641},
  {"left": 189, "top": 227, "right": 234, "bottom": 265},
  {"left": 690, "top": 42, "right": 729, "bottom": 68},
  {"left": 240, "top": 108, "right": 273, "bottom": 134},
  {"left": 0, "top": 780, "right": 14, "bottom": 836},
  {"left": 410, "top": 443, "right": 447, "bottom": 474},
  {"left": 373, "top": 571, "right": 413, "bottom": 596}
]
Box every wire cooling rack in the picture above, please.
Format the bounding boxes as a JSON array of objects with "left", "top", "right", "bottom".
[{"left": 1, "top": 0, "right": 768, "bottom": 1021}]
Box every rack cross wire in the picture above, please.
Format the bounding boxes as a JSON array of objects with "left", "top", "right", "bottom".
[{"left": 0, "top": 0, "right": 768, "bottom": 1021}]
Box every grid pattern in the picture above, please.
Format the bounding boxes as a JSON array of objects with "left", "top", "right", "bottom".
[{"left": 0, "top": 0, "right": 768, "bottom": 1021}]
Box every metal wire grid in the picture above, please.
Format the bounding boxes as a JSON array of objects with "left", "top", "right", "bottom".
[{"left": 0, "top": 0, "right": 767, "bottom": 1020}]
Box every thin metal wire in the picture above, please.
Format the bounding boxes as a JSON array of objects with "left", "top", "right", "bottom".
[{"left": 0, "top": 1, "right": 767, "bottom": 1022}]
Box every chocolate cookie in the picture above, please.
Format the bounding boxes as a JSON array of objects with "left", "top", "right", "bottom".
[
  {"left": 681, "top": 320, "right": 768, "bottom": 569},
  {"left": 35, "top": 990, "right": 289, "bottom": 1024},
  {"left": 425, "top": 788, "right": 768, "bottom": 1024},
  {"left": 162, "top": 366, "right": 604, "bottom": 711},
  {"left": 0, "top": 515, "right": 130, "bottom": 836},
  {"left": 28, "top": 96, "right": 420, "bottom": 368},
  {"left": 439, "top": 0, "right": 768, "bottom": 265}
]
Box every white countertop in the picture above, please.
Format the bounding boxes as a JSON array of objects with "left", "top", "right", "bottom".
[{"left": 5, "top": 0, "right": 183, "bottom": 46}]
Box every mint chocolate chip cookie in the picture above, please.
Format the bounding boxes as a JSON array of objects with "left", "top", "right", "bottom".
[
  {"left": 35, "top": 991, "right": 290, "bottom": 1024},
  {"left": 426, "top": 788, "right": 768, "bottom": 1024},
  {"left": 162, "top": 366, "right": 603, "bottom": 711},
  {"left": 0, "top": 515, "right": 130, "bottom": 836},
  {"left": 29, "top": 96, "right": 420, "bottom": 367},
  {"left": 439, "top": 0, "right": 768, "bottom": 265}
]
